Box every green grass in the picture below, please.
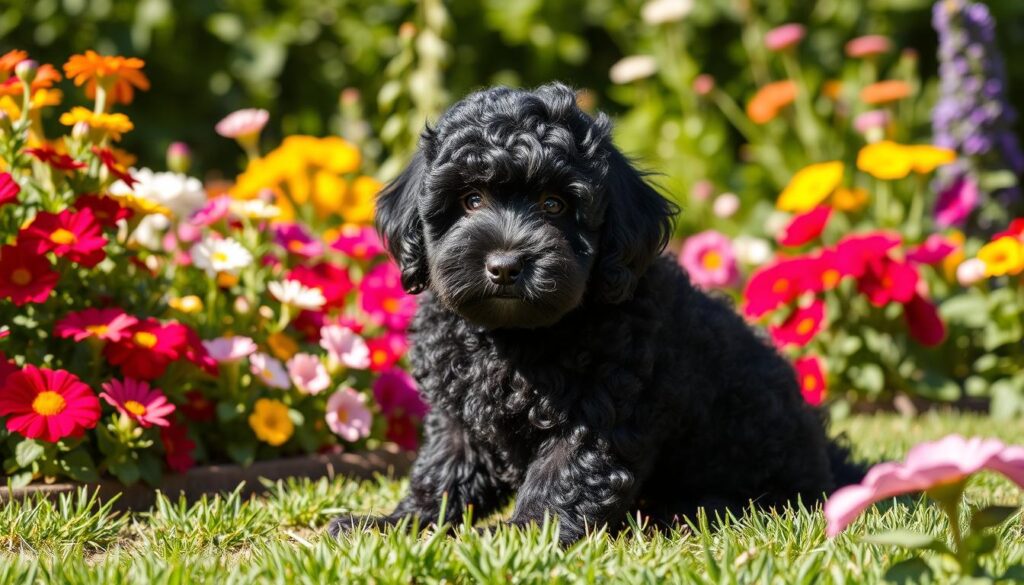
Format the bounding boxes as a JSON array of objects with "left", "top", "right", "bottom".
[{"left": 1, "top": 413, "right": 1023, "bottom": 583}]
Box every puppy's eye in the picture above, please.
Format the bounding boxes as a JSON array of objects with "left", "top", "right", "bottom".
[
  {"left": 462, "top": 193, "right": 484, "bottom": 212},
  {"left": 540, "top": 194, "right": 567, "bottom": 217}
]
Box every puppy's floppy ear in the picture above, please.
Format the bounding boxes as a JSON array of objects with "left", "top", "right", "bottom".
[
  {"left": 592, "top": 147, "right": 677, "bottom": 304},
  {"left": 375, "top": 151, "right": 429, "bottom": 294}
]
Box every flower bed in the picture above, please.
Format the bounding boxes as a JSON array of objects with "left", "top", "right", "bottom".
[{"left": 0, "top": 51, "right": 425, "bottom": 488}]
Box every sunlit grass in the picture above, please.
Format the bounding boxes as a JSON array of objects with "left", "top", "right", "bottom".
[{"left": 0, "top": 413, "right": 1021, "bottom": 583}]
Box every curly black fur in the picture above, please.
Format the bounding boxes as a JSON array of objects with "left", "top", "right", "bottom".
[{"left": 328, "top": 83, "right": 862, "bottom": 544}]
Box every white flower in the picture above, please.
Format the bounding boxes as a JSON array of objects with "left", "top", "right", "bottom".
[
  {"left": 249, "top": 352, "right": 290, "bottom": 389},
  {"left": 230, "top": 198, "right": 281, "bottom": 220},
  {"left": 609, "top": 55, "right": 657, "bottom": 84},
  {"left": 131, "top": 214, "right": 170, "bottom": 250},
  {"left": 712, "top": 193, "right": 740, "bottom": 219},
  {"left": 110, "top": 167, "right": 207, "bottom": 219},
  {"left": 733, "top": 236, "right": 773, "bottom": 266},
  {"left": 191, "top": 237, "right": 253, "bottom": 277},
  {"left": 641, "top": 0, "right": 693, "bottom": 25},
  {"left": 269, "top": 279, "right": 326, "bottom": 310}
]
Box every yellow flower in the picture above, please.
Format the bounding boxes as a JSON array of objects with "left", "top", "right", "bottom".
[
  {"left": 830, "top": 187, "right": 869, "bottom": 212},
  {"left": 248, "top": 398, "right": 294, "bottom": 446},
  {"left": 0, "top": 88, "right": 63, "bottom": 119},
  {"left": 776, "top": 161, "right": 844, "bottom": 213},
  {"left": 857, "top": 141, "right": 913, "bottom": 180},
  {"left": 340, "top": 176, "right": 381, "bottom": 224},
  {"left": 941, "top": 231, "right": 965, "bottom": 282},
  {"left": 977, "top": 236, "right": 1024, "bottom": 277},
  {"left": 267, "top": 332, "right": 299, "bottom": 361},
  {"left": 906, "top": 145, "right": 956, "bottom": 174},
  {"left": 59, "top": 106, "right": 134, "bottom": 141},
  {"left": 169, "top": 295, "right": 203, "bottom": 314},
  {"left": 113, "top": 193, "right": 171, "bottom": 216}
]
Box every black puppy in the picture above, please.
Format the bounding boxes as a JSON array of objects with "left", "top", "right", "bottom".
[{"left": 329, "top": 83, "right": 859, "bottom": 544}]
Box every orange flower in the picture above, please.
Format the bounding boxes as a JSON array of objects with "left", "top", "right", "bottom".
[
  {"left": 0, "top": 64, "right": 62, "bottom": 98},
  {"left": 0, "top": 50, "right": 28, "bottom": 75},
  {"left": 822, "top": 80, "right": 843, "bottom": 101},
  {"left": 831, "top": 187, "right": 869, "bottom": 212},
  {"left": 63, "top": 51, "right": 150, "bottom": 105},
  {"left": 860, "top": 80, "right": 912, "bottom": 105},
  {"left": 747, "top": 80, "right": 798, "bottom": 124}
]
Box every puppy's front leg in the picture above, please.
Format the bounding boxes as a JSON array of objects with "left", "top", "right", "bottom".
[
  {"left": 505, "top": 434, "right": 641, "bottom": 545},
  {"left": 328, "top": 412, "right": 508, "bottom": 537}
]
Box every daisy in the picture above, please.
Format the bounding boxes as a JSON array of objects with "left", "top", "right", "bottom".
[
  {"left": 202, "top": 336, "right": 257, "bottom": 363},
  {"left": 99, "top": 378, "right": 176, "bottom": 428},
  {"left": 286, "top": 353, "right": 330, "bottom": 395},
  {"left": 0, "top": 243, "right": 59, "bottom": 306},
  {"left": 215, "top": 108, "right": 269, "bottom": 140},
  {"left": 274, "top": 223, "right": 323, "bottom": 258},
  {"left": 109, "top": 167, "right": 206, "bottom": 219},
  {"left": 73, "top": 194, "right": 133, "bottom": 227},
  {"left": 55, "top": 308, "right": 138, "bottom": 342},
  {"left": 285, "top": 263, "right": 352, "bottom": 309},
  {"left": 359, "top": 261, "right": 417, "bottom": 330},
  {"left": 63, "top": 50, "right": 150, "bottom": 105},
  {"left": 0, "top": 365, "right": 101, "bottom": 443},
  {"left": 104, "top": 319, "right": 187, "bottom": 380},
  {"left": 319, "top": 325, "right": 371, "bottom": 369},
  {"left": 268, "top": 279, "right": 326, "bottom": 311},
  {"left": 20, "top": 208, "right": 108, "bottom": 267},
  {"left": 190, "top": 237, "right": 253, "bottom": 277},
  {"left": 249, "top": 352, "right": 290, "bottom": 389},
  {"left": 229, "top": 198, "right": 281, "bottom": 220},
  {"left": 325, "top": 387, "right": 372, "bottom": 442}
]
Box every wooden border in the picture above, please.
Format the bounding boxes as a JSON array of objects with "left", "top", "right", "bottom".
[{"left": 0, "top": 445, "right": 415, "bottom": 510}]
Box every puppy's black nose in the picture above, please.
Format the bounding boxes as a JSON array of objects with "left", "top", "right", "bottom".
[{"left": 485, "top": 252, "right": 523, "bottom": 285}]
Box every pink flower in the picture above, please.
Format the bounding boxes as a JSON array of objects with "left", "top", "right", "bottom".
[
  {"left": 778, "top": 206, "right": 832, "bottom": 247},
  {"left": 794, "top": 355, "right": 827, "bottom": 406},
  {"left": 711, "top": 193, "right": 740, "bottom": 218},
  {"left": 190, "top": 196, "right": 231, "bottom": 227},
  {"left": 845, "top": 35, "right": 892, "bottom": 59},
  {"left": 360, "top": 261, "right": 417, "bottom": 330},
  {"left": 853, "top": 110, "right": 891, "bottom": 135},
  {"left": 55, "top": 308, "right": 138, "bottom": 342},
  {"left": 680, "top": 230, "right": 739, "bottom": 289},
  {"left": 906, "top": 234, "right": 956, "bottom": 265},
  {"left": 99, "top": 378, "right": 176, "bottom": 428},
  {"left": 764, "top": 23, "right": 806, "bottom": 52},
  {"left": 274, "top": 223, "right": 323, "bottom": 258},
  {"left": 287, "top": 353, "right": 330, "bottom": 395},
  {"left": 692, "top": 74, "right": 715, "bottom": 97},
  {"left": 325, "top": 387, "right": 373, "bottom": 442},
  {"left": 215, "top": 108, "right": 269, "bottom": 139},
  {"left": 0, "top": 172, "right": 20, "bottom": 207},
  {"left": 935, "top": 176, "right": 979, "bottom": 228},
  {"left": 956, "top": 258, "right": 987, "bottom": 286},
  {"left": 330, "top": 224, "right": 386, "bottom": 261},
  {"left": 825, "top": 435, "right": 1024, "bottom": 537},
  {"left": 202, "top": 336, "right": 257, "bottom": 363},
  {"left": 249, "top": 352, "right": 290, "bottom": 389},
  {"left": 320, "top": 325, "right": 371, "bottom": 369},
  {"left": 373, "top": 368, "right": 428, "bottom": 450}
]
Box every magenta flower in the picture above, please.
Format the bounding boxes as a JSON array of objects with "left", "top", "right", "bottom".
[
  {"left": 99, "top": 378, "right": 176, "bottom": 428},
  {"left": 373, "top": 368, "right": 428, "bottom": 418},
  {"left": 777, "top": 206, "right": 832, "bottom": 247},
  {"left": 679, "top": 230, "right": 740, "bottom": 289},
  {"left": 215, "top": 108, "right": 269, "bottom": 139},
  {"left": 330, "top": 224, "right": 386, "bottom": 260},
  {"left": 934, "top": 176, "right": 979, "bottom": 228},
  {"left": 250, "top": 352, "right": 290, "bottom": 389},
  {"left": 274, "top": 223, "right": 323, "bottom": 258},
  {"left": 286, "top": 353, "right": 330, "bottom": 395},
  {"left": 0, "top": 172, "right": 20, "bottom": 207},
  {"left": 202, "top": 336, "right": 257, "bottom": 363},
  {"left": 906, "top": 234, "right": 957, "bottom": 265},
  {"left": 190, "top": 196, "right": 231, "bottom": 227},
  {"left": 320, "top": 324, "right": 371, "bottom": 369},
  {"left": 55, "top": 308, "right": 138, "bottom": 343},
  {"left": 325, "top": 387, "right": 373, "bottom": 442},
  {"left": 764, "top": 23, "right": 806, "bottom": 52},
  {"left": 825, "top": 435, "right": 1024, "bottom": 537},
  {"left": 360, "top": 261, "right": 417, "bottom": 330}
]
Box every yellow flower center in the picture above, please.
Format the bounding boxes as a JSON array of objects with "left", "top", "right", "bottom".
[
  {"left": 124, "top": 400, "right": 147, "bottom": 416},
  {"left": 11, "top": 268, "right": 31, "bottom": 286},
  {"left": 334, "top": 407, "right": 350, "bottom": 424},
  {"left": 796, "top": 317, "right": 816, "bottom": 335},
  {"left": 382, "top": 298, "right": 400, "bottom": 313},
  {"left": 803, "top": 375, "right": 818, "bottom": 392},
  {"left": 134, "top": 331, "right": 158, "bottom": 348},
  {"left": 86, "top": 324, "right": 109, "bottom": 336},
  {"left": 261, "top": 368, "right": 274, "bottom": 381},
  {"left": 211, "top": 251, "right": 229, "bottom": 264},
  {"left": 701, "top": 251, "right": 723, "bottom": 270},
  {"left": 32, "top": 390, "right": 66, "bottom": 416},
  {"left": 50, "top": 228, "right": 77, "bottom": 245}
]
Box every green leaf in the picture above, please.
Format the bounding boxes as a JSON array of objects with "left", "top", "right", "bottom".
[
  {"left": 61, "top": 448, "right": 99, "bottom": 483},
  {"left": 109, "top": 460, "right": 140, "bottom": 485},
  {"left": 227, "top": 441, "right": 255, "bottom": 466},
  {"left": 217, "top": 401, "right": 242, "bottom": 422},
  {"left": 991, "top": 380, "right": 1024, "bottom": 421},
  {"left": 882, "top": 556, "right": 933, "bottom": 584},
  {"left": 1000, "top": 564, "right": 1024, "bottom": 581},
  {"left": 964, "top": 532, "right": 998, "bottom": 557},
  {"left": 137, "top": 453, "right": 163, "bottom": 487},
  {"left": 940, "top": 293, "right": 989, "bottom": 328},
  {"left": 14, "top": 439, "right": 44, "bottom": 468},
  {"left": 8, "top": 470, "right": 32, "bottom": 489},
  {"left": 863, "top": 530, "right": 945, "bottom": 551},
  {"left": 971, "top": 505, "right": 1020, "bottom": 531}
]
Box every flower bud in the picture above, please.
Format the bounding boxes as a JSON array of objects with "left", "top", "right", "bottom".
[
  {"left": 234, "top": 296, "right": 252, "bottom": 314},
  {"left": 956, "top": 258, "right": 987, "bottom": 286},
  {"left": 72, "top": 121, "right": 92, "bottom": 141},
  {"left": 712, "top": 193, "right": 740, "bottom": 218},
  {"left": 14, "top": 59, "right": 38, "bottom": 85},
  {"left": 693, "top": 74, "right": 716, "bottom": 97},
  {"left": 167, "top": 141, "right": 192, "bottom": 174}
]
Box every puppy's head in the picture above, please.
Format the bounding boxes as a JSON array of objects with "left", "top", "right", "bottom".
[{"left": 376, "top": 83, "right": 675, "bottom": 329}]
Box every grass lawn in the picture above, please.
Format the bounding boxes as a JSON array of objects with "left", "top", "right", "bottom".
[{"left": 2, "top": 413, "right": 1022, "bottom": 583}]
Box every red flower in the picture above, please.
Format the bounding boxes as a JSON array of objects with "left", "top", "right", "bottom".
[
  {"left": 180, "top": 390, "right": 215, "bottom": 422},
  {"left": 742, "top": 256, "right": 820, "bottom": 318},
  {"left": 770, "top": 298, "right": 826, "bottom": 347},
  {"left": 0, "top": 172, "right": 20, "bottom": 207},
  {"left": 292, "top": 310, "right": 326, "bottom": 342},
  {"left": 0, "top": 243, "right": 59, "bottom": 305},
  {"left": 367, "top": 332, "right": 409, "bottom": 372},
  {"left": 0, "top": 365, "right": 101, "bottom": 443},
  {"left": 160, "top": 422, "right": 196, "bottom": 473},
  {"left": 287, "top": 262, "right": 353, "bottom": 310},
  {"left": 993, "top": 219, "right": 1024, "bottom": 241},
  {"left": 903, "top": 293, "right": 946, "bottom": 346},
  {"left": 857, "top": 257, "right": 919, "bottom": 307},
  {"left": 74, "top": 194, "right": 133, "bottom": 227},
  {"left": 778, "top": 206, "right": 832, "bottom": 247},
  {"left": 21, "top": 208, "right": 107, "bottom": 267},
  {"left": 793, "top": 355, "right": 827, "bottom": 406},
  {"left": 384, "top": 413, "right": 422, "bottom": 451},
  {"left": 91, "top": 147, "right": 136, "bottom": 186},
  {"left": 55, "top": 308, "right": 138, "bottom": 342},
  {"left": 833, "top": 232, "right": 901, "bottom": 278},
  {"left": 104, "top": 318, "right": 187, "bottom": 380},
  {"left": 180, "top": 325, "right": 218, "bottom": 376},
  {"left": 25, "top": 145, "right": 86, "bottom": 171},
  {"left": 906, "top": 234, "right": 956, "bottom": 265},
  {"left": 100, "top": 378, "right": 176, "bottom": 428},
  {"left": 0, "top": 351, "right": 17, "bottom": 387}
]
